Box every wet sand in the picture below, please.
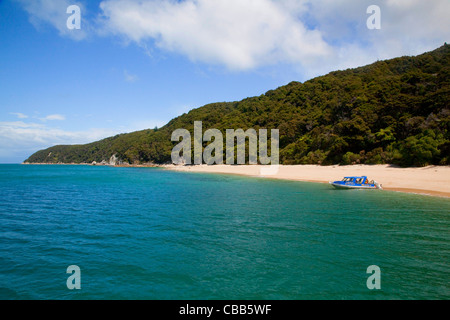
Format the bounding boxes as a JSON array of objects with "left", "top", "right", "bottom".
[{"left": 163, "top": 164, "right": 450, "bottom": 198}]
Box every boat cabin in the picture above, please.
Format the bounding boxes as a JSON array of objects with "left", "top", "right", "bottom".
[{"left": 342, "top": 176, "right": 369, "bottom": 184}]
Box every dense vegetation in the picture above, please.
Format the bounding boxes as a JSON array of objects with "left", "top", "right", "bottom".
[{"left": 25, "top": 44, "right": 450, "bottom": 167}]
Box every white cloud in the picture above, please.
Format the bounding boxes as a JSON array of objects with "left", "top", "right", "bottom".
[
  {"left": 40, "top": 114, "right": 66, "bottom": 121},
  {"left": 10, "top": 112, "right": 28, "bottom": 119},
  {"left": 124, "top": 69, "right": 139, "bottom": 83},
  {"left": 16, "top": 0, "right": 88, "bottom": 40},
  {"left": 16, "top": 0, "right": 450, "bottom": 82},
  {"left": 98, "top": 0, "right": 332, "bottom": 71},
  {"left": 95, "top": 0, "right": 450, "bottom": 77},
  {"left": 298, "top": 0, "right": 450, "bottom": 71},
  {"left": 16, "top": 0, "right": 450, "bottom": 78},
  {"left": 0, "top": 120, "right": 122, "bottom": 162},
  {"left": 0, "top": 121, "right": 120, "bottom": 145}
]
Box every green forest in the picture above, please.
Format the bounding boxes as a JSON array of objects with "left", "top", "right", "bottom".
[{"left": 25, "top": 44, "right": 450, "bottom": 167}]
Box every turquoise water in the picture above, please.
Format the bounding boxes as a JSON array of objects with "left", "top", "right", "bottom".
[{"left": 0, "top": 164, "right": 449, "bottom": 300}]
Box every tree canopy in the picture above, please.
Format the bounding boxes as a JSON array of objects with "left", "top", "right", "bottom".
[{"left": 25, "top": 44, "right": 450, "bottom": 167}]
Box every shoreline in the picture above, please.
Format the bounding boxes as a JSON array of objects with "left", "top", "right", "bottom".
[
  {"left": 162, "top": 164, "right": 450, "bottom": 199},
  {"left": 20, "top": 162, "right": 450, "bottom": 198}
]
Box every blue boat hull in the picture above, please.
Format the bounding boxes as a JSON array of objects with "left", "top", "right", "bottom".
[{"left": 329, "top": 182, "right": 381, "bottom": 189}]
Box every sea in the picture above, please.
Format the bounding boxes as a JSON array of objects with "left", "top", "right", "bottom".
[{"left": 0, "top": 164, "right": 449, "bottom": 300}]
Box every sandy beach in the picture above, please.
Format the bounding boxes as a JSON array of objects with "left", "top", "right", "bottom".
[{"left": 164, "top": 164, "right": 450, "bottom": 198}]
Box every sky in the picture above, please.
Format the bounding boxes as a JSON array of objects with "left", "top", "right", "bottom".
[{"left": 0, "top": 0, "right": 449, "bottom": 163}]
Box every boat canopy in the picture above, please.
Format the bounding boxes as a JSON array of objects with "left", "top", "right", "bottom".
[{"left": 342, "top": 176, "right": 369, "bottom": 183}]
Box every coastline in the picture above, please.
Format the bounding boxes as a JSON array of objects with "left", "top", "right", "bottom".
[
  {"left": 162, "top": 164, "right": 450, "bottom": 198},
  {"left": 20, "top": 162, "right": 450, "bottom": 198}
]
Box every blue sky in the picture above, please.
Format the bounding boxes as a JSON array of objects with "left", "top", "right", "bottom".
[{"left": 0, "top": 0, "right": 449, "bottom": 163}]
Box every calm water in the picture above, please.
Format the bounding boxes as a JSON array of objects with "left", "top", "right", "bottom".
[{"left": 0, "top": 164, "right": 449, "bottom": 300}]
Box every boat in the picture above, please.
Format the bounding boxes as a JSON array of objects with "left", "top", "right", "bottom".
[{"left": 329, "top": 176, "right": 382, "bottom": 189}]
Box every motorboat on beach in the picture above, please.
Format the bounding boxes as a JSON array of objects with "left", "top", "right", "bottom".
[{"left": 329, "top": 176, "right": 382, "bottom": 190}]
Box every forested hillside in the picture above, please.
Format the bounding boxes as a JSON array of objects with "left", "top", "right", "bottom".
[{"left": 25, "top": 44, "right": 450, "bottom": 167}]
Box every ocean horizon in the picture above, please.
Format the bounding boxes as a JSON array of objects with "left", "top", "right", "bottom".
[{"left": 0, "top": 164, "right": 449, "bottom": 299}]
